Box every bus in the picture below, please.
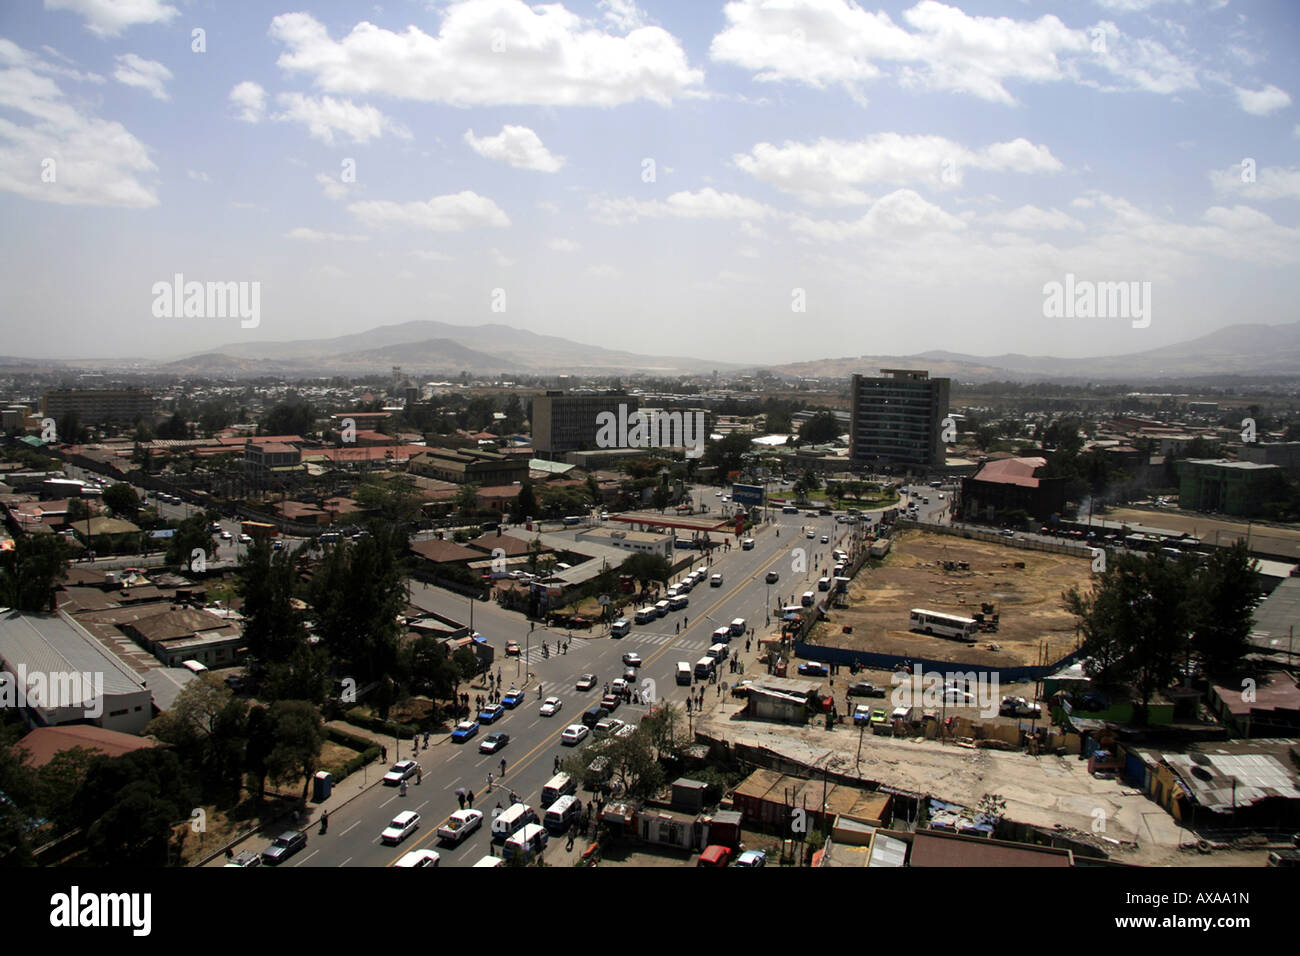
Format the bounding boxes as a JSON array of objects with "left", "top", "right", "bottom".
[
  {"left": 240, "top": 520, "right": 278, "bottom": 539},
  {"left": 1124, "top": 533, "right": 1160, "bottom": 552},
  {"left": 909, "top": 608, "right": 978, "bottom": 642}
]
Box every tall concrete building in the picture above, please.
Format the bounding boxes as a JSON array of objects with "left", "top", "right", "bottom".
[
  {"left": 531, "top": 391, "right": 638, "bottom": 458},
  {"left": 42, "top": 388, "right": 154, "bottom": 426},
  {"left": 849, "top": 369, "right": 950, "bottom": 472}
]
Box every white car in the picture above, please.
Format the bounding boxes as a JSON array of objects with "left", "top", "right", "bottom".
[
  {"left": 710, "top": 573, "right": 723, "bottom": 587},
  {"left": 394, "top": 849, "right": 440, "bottom": 868},
  {"left": 219, "top": 530, "right": 232, "bottom": 540},
  {"left": 540, "top": 696, "right": 563, "bottom": 717},
  {"left": 806, "top": 530, "right": 815, "bottom": 538},
  {"left": 436, "top": 809, "right": 483, "bottom": 844},
  {"left": 238, "top": 533, "right": 252, "bottom": 543},
  {"left": 820, "top": 535, "right": 829, "bottom": 544},
  {"left": 611, "top": 678, "right": 629, "bottom": 694},
  {"left": 383, "top": 760, "right": 420, "bottom": 786},
  {"left": 381, "top": 810, "right": 421, "bottom": 845},
  {"left": 622, "top": 652, "right": 642, "bottom": 667},
  {"left": 561, "top": 724, "right": 589, "bottom": 746}
]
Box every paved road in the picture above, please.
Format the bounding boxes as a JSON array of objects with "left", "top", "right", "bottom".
[{"left": 261, "top": 503, "right": 875, "bottom": 868}]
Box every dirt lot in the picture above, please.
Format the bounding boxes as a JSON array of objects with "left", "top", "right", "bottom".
[{"left": 811, "top": 528, "right": 1090, "bottom": 668}]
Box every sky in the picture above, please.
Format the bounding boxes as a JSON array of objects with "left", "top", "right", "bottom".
[{"left": 0, "top": 0, "right": 1297, "bottom": 366}]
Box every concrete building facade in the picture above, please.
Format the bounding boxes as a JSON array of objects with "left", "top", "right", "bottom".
[{"left": 849, "top": 370, "right": 949, "bottom": 473}]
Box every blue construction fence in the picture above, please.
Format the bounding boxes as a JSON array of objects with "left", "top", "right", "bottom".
[{"left": 793, "top": 641, "right": 1083, "bottom": 685}]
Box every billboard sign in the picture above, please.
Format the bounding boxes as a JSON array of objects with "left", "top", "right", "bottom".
[{"left": 731, "top": 483, "right": 765, "bottom": 506}]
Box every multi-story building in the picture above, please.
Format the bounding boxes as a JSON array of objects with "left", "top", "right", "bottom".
[
  {"left": 1177, "top": 459, "right": 1283, "bottom": 516},
  {"left": 849, "top": 370, "right": 950, "bottom": 472},
  {"left": 42, "top": 388, "right": 154, "bottom": 426},
  {"left": 960, "top": 456, "right": 1067, "bottom": 523},
  {"left": 243, "top": 440, "right": 303, "bottom": 482},
  {"left": 531, "top": 391, "right": 639, "bottom": 458},
  {"left": 408, "top": 446, "right": 529, "bottom": 485}
]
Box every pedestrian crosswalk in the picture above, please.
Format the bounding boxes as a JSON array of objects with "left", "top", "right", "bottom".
[{"left": 623, "top": 633, "right": 710, "bottom": 651}]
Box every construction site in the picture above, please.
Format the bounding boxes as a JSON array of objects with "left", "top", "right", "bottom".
[{"left": 809, "top": 528, "right": 1092, "bottom": 669}]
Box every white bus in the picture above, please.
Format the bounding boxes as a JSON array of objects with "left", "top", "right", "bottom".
[{"left": 909, "top": 608, "right": 979, "bottom": 642}]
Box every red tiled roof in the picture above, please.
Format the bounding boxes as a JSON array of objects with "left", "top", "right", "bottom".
[
  {"left": 17, "top": 725, "right": 160, "bottom": 768},
  {"left": 972, "top": 456, "right": 1047, "bottom": 488},
  {"left": 410, "top": 538, "right": 481, "bottom": 564}
]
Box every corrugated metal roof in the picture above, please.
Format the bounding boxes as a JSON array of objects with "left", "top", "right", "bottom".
[{"left": 0, "top": 610, "right": 147, "bottom": 697}]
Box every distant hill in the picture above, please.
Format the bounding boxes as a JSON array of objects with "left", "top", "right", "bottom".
[
  {"left": 190, "top": 320, "right": 730, "bottom": 375},
  {"left": 769, "top": 321, "right": 1300, "bottom": 382}
]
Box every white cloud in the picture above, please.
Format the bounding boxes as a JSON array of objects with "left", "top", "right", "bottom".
[
  {"left": 790, "top": 188, "right": 967, "bottom": 241},
  {"left": 411, "top": 250, "right": 455, "bottom": 261},
  {"left": 490, "top": 248, "right": 516, "bottom": 267},
  {"left": 982, "top": 204, "right": 1085, "bottom": 231},
  {"left": 274, "top": 93, "right": 410, "bottom": 145},
  {"left": 348, "top": 191, "right": 511, "bottom": 231},
  {"left": 44, "top": 0, "right": 178, "bottom": 38},
  {"left": 587, "top": 263, "right": 621, "bottom": 277},
  {"left": 285, "top": 227, "right": 368, "bottom": 241},
  {"left": 112, "top": 53, "right": 171, "bottom": 101},
  {"left": 1234, "top": 83, "right": 1292, "bottom": 116},
  {"left": 186, "top": 169, "right": 210, "bottom": 183},
  {"left": 600, "top": 0, "right": 648, "bottom": 32},
  {"left": 0, "top": 57, "right": 158, "bottom": 207},
  {"left": 592, "top": 187, "right": 775, "bottom": 224},
  {"left": 316, "top": 172, "right": 350, "bottom": 201},
  {"left": 710, "top": 0, "right": 1196, "bottom": 105},
  {"left": 269, "top": 4, "right": 703, "bottom": 107},
  {"left": 464, "top": 125, "right": 564, "bottom": 172},
  {"left": 1209, "top": 163, "right": 1300, "bottom": 201},
  {"left": 733, "top": 133, "right": 1062, "bottom": 205},
  {"left": 547, "top": 238, "right": 580, "bottom": 252},
  {"left": 537, "top": 199, "right": 560, "bottom": 213},
  {"left": 229, "top": 81, "right": 266, "bottom": 123},
  {"left": 0, "top": 39, "right": 104, "bottom": 84}
]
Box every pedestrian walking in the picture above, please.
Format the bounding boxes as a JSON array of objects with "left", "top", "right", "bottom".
[
  {"left": 500, "top": 757, "right": 507, "bottom": 775},
  {"left": 675, "top": 622, "right": 680, "bottom": 634},
  {"left": 554, "top": 755, "right": 561, "bottom": 773},
  {"left": 684, "top": 616, "right": 688, "bottom": 627},
  {"left": 458, "top": 792, "right": 466, "bottom": 810},
  {"left": 399, "top": 780, "right": 407, "bottom": 797},
  {"left": 486, "top": 771, "right": 494, "bottom": 791},
  {"left": 416, "top": 769, "right": 422, "bottom": 785},
  {"left": 467, "top": 789, "right": 475, "bottom": 808},
  {"left": 381, "top": 745, "right": 387, "bottom": 762}
]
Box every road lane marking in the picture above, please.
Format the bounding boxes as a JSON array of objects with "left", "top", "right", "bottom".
[
  {"left": 293, "top": 849, "right": 319, "bottom": 867},
  {"left": 338, "top": 857, "right": 352, "bottom": 867},
  {"left": 341, "top": 820, "right": 360, "bottom": 837}
]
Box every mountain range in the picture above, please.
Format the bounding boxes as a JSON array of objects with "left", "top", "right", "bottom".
[{"left": 14, "top": 319, "right": 1300, "bottom": 383}]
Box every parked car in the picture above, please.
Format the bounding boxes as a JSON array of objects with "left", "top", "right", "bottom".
[
  {"left": 869, "top": 709, "right": 888, "bottom": 726},
  {"left": 505, "top": 640, "right": 521, "bottom": 656},
  {"left": 478, "top": 703, "right": 505, "bottom": 724},
  {"left": 539, "top": 696, "right": 563, "bottom": 717},
  {"left": 437, "top": 809, "right": 483, "bottom": 844},
  {"left": 576, "top": 674, "right": 597, "bottom": 691},
  {"left": 735, "top": 849, "right": 767, "bottom": 867},
  {"left": 382, "top": 759, "right": 420, "bottom": 786},
  {"left": 710, "top": 573, "right": 723, "bottom": 587},
  {"left": 224, "top": 850, "right": 261, "bottom": 867},
  {"left": 599, "top": 694, "right": 621, "bottom": 712},
  {"left": 561, "top": 724, "right": 589, "bottom": 745},
  {"left": 381, "top": 810, "right": 421, "bottom": 845},
  {"left": 611, "top": 678, "right": 629, "bottom": 694},
  {"left": 853, "top": 705, "right": 872, "bottom": 725},
  {"left": 820, "top": 535, "right": 829, "bottom": 544},
  {"left": 479, "top": 732, "right": 510, "bottom": 754},
  {"left": 847, "top": 681, "right": 883, "bottom": 698},
  {"left": 797, "top": 662, "right": 829, "bottom": 677},
  {"left": 451, "top": 720, "right": 479, "bottom": 743},
  {"left": 261, "top": 830, "right": 307, "bottom": 865},
  {"left": 501, "top": 688, "right": 526, "bottom": 708}
]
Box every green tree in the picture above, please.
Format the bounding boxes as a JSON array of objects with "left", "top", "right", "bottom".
[
  {"left": 620, "top": 552, "right": 670, "bottom": 591},
  {"left": 703, "top": 432, "right": 751, "bottom": 477},
  {"left": 511, "top": 481, "right": 538, "bottom": 523},
  {"left": 455, "top": 483, "right": 481, "bottom": 518},
  {"left": 102, "top": 483, "right": 140, "bottom": 520},
  {"left": 262, "top": 400, "right": 316, "bottom": 437},
  {"left": 308, "top": 527, "right": 407, "bottom": 689},
  {"left": 265, "top": 700, "right": 326, "bottom": 803},
  {"left": 1063, "top": 551, "right": 1193, "bottom": 723},
  {"left": 1191, "top": 541, "right": 1261, "bottom": 677},
  {"left": 165, "top": 514, "right": 214, "bottom": 572},
  {"left": 0, "top": 532, "right": 69, "bottom": 612},
  {"left": 72, "top": 749, "right": 196, "bottom": 867},
  {"left": 798, "top": 411, "right": 842, "bottom": 445},
  {"left": 238, "top": 536, "right": 308, "bottom": 666},
  {"left": 145, "top": 675, "right": 248, "bottom": 801}
]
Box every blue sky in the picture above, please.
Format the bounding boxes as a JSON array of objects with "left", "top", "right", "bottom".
[{"left": 0, "top": 0, "right": 1297, "bottom": 365}]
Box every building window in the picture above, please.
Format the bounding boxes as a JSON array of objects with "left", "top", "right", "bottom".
[{"left": 109, "top": 709, "right": 128, "bottom": 717}]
